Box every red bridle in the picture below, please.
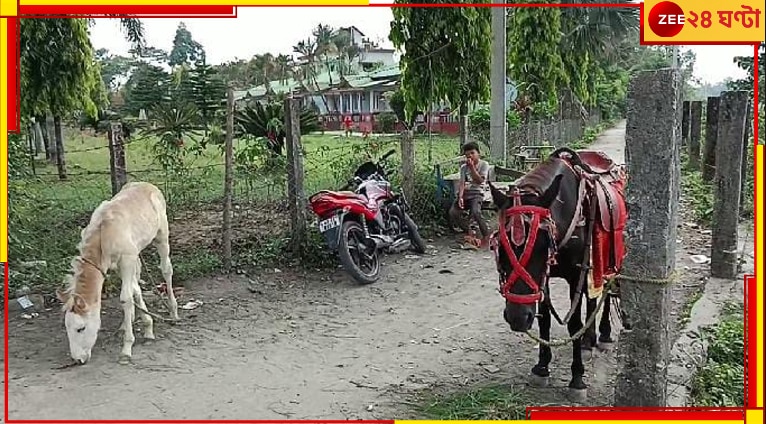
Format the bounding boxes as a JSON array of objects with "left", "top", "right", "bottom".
[{"left": 491, "top": 190, "right": 558, "bottom": 305}]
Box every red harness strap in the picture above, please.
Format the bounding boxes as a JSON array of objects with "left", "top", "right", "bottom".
[{"left": 495, "top": 192, "right": 553, "bottom": 305}]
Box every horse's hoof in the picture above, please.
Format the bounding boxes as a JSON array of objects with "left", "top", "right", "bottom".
[
  {"left": 528, "top": 374, "right": 551, "bottom": 387},
  {"left": 598, "top": 341, "right": 615, "bottom": 352},
  {"left": 142, "top": 337, "right": 156, "bottom": 344},
  {"left": 567, "top": 387, "right": 588, "bottom": 403},
  {"left": 118, "top": 355, "right": 131, "bottom": 365},
  {"left": 581, "top": 348, "right": 594, "bottom": 361}
]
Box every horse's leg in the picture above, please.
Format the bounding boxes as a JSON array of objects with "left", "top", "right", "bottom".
[
  {"left": 598, "top": 293, "right": 615, "bottom": 350},
  {"left": 118, "top": 255, "right": 139, "bottom": 364},
  {"left": 530, "top": 300, "right": 553, "bottom": 387},
  {"left": 131, "top": 256, "right": 155, "bottom": 341},
  {"left": 567, "top": 278, "right": 588, "bottom": 402},
  {"left": 154, "top": 221, "right": 179, "bottom": 321}
]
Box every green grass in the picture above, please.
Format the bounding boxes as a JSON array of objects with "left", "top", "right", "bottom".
[
  {"left": 413, "top": 384, "right": 529, "bottom": 420},
  {"left": 690, "top": 301, "right": 745, "bottom": 407}
]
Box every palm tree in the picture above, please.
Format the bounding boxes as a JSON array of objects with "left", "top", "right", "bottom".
[
  {"left": 559, "top": 0, "right": 639, "bottom": 105},
  {"left": 275, "top": 54, "right": 291, "bottom": 85},
  {"left": 312, "top": 24, "right": 338, "bottom": 85},
  {"left": 560, "top": 0, "right": 639, "bottom": 62}
]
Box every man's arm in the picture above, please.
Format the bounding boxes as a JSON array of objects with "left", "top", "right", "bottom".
[
  {"left": 457, "top": 165, "right": 467, "bottom": 199},
  {"left": 468, "top": 160, "right": 487, "bottom": 184}
]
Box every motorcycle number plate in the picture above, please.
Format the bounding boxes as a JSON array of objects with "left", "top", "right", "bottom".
[{"left": 319, "top": 215, "right": 341, "bottom": 233}]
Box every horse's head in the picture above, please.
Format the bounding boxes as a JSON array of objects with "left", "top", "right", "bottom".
[
  {"left": 56, "top": 258, "right": 104, "bottom": 364},
  {"left": 489, "top": 175, "right": 563, "bottom": 332}
]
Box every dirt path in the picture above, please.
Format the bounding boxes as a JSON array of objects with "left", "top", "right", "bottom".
[{"left": 3, "top": 121, "right": 751, "bottom": 420}]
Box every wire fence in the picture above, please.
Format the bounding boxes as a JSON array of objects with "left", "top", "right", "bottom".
[{"left": 9, "top": 101, "right": 608, "bottom": 294}]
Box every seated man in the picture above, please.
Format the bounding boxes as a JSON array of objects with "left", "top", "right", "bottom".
[{"left": 449, "top": 141, "right": 491, "bottom": 249}]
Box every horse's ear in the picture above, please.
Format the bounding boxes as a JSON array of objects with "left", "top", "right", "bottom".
[
  {"left": 489, "top": 182, "right": 511, "bottom": 210},
  {"left": 539, "top": 174, "right": 564, "bottom": 207},
  {"left": 72, "top": 294, "right": 87, "bottom": 314},
  {"left": 57, "top": 289, "right": 74, "bottom": 312}
]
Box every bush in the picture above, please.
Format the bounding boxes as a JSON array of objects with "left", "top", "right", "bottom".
[
  {"left": 690, "top": 302, "right": 744, "bottom": 407},
  {"left": 376, "top": 112, "right": 397, "bottom": 134},
  {"left": 468, "top": 105, "right": 522, "bottom": 148}
]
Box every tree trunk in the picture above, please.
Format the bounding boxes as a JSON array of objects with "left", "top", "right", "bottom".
[
  {"left": 53, "top": 115, "right": 67, "bottom": 180},
  {"left": 33, "top": 120, "right": 45, "bottom": 155},
  {"left": 37, "top": 114, "right": 53, "bottom": 162},
  {"left": 459, "top": 103, "right": 469, "bottom": 149}
]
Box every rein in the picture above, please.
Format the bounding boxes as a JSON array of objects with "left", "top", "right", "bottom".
[{"left": 78, "top": 256, "right": 107, "bottom": 278}]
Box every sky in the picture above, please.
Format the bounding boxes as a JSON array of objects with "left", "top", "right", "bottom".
[{"left": 89, "top": 6, "right": 755, "bottom": 85}]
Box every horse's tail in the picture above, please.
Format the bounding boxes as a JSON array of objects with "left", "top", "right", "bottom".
[{"left": 548, "top": 147, "right": 598, "bottom": 174}]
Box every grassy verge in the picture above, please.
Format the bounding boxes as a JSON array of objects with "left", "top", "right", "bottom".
[
  {"left": 413, "top": 384, "right": 530, "bottom": 420},
  {"left": 690, "top": 301, "right": 745, "bottom": 407}
]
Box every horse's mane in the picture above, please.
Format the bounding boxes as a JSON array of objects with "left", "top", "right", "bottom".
[
  {"left": 515, "top": 156, "right": 572, "bottom": 196},
  {"left": 60, "top": 202, "right": 108, "bottom": 312}
]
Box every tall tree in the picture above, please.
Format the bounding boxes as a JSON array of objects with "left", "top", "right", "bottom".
[
  {"left": 168, "top": 22, "right": 205, "bottom": 67},
  {"left": 20, "top": 18, "right": 101, "bottom": 178},
  {"left": 123, "top": 63, "right": 171, "bottom": 116},
  {"left": 390, "top": 0, "right": 492, "bottom": 142},
  {"left": 507, "top": 0, "right": 567, "bottom": 115},
  {"left": 188, "top": 59, "right": 227, "bottom": 131}
]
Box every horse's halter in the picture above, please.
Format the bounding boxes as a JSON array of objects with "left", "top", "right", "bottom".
[
  {"left": 78, "top": 256, "right": 107, "bottom": 278},
  {"left": 491, "top": 189, "right": 559, "bottom": 305}
]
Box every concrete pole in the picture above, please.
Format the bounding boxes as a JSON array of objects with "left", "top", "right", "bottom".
[
  {"left": 701, "top": 96, "right": 720, "bottom": 182},
  {"left": 710, "top": 91, "right": 749, "bottom": 278},
  {"left": 614, "top": 68, "right": 682, "bottom": 406},
  {"left": 671, "top": 45, "right": 679, "bottom": 69},
  {"left": 489, "top": 0, "right": 507, "bottom": 165},
  {"left": 689, "top": 100, "right": 702, "bottom": 170}
]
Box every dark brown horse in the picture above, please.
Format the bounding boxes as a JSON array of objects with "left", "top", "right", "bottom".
[{"left": 488, "top": 147, "right": 628, "bottom": 400}]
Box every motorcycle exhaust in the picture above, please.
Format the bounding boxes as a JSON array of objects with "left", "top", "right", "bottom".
[
  {"left": 386, "top": 238, "right": 412, "bottom": 254},
  {"left": 369, "top": 234, "right": 392, "bottom": 250}
]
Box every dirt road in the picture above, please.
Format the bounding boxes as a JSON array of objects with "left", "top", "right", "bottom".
[{"left": 3, "top": 121, "right": 750, "bottom": 420}]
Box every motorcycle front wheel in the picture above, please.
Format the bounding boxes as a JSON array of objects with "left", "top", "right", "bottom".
[{"left": 338, "top": 220, "right": 380, "bottom": 285}]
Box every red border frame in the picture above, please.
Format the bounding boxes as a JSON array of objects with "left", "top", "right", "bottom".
[{"left": 3, "top": 2, "right": 763, "bottom": 422}]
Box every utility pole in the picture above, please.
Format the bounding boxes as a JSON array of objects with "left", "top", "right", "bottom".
[
  {"left": 671, "top": 45, "right": 679, "bottom": 69},
  {"left": 490, "top": 0, "right": 507, "bottom": 165}
]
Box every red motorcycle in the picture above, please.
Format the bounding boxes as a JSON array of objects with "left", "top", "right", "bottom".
[{"left": 309, "top": 149, "right": 427, "bottom": 284}]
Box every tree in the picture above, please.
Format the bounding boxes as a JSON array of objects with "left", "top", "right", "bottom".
[
  {"left": 168, "top": 22, "right": 205, "bottom": 67},
  {"left": 390, "top": 0, "right": 492, "bottom": 143},
  {"left": 187, "top": 59, "right": 227, "bottom": 131},
  {"left": 507, "top": 1, "right": 567, "bottom": 115},
  {"left": 20, "top": 19, "right": 100, "bottom": 179},
  {"left": 558, "top": 0, "right": 639, "bottom": 106},
  {"left": 94, "top": 48, "right": 134, "bottom": 90},
  {"left": 123, "top": 63, "right": 171, "bottom": 116}
]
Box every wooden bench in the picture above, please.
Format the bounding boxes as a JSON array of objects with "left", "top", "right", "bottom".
[{"left": 512, "top": 144, "right": 555, "bottom": 172}]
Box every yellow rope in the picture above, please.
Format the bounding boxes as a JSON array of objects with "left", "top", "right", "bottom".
[{"left": 523, "top": 271, "right": 678, "bottom": 347}]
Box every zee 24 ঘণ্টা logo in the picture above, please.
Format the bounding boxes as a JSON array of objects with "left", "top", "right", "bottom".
[{"left": 647, "top": 0, "right": 762, "bottom": 39}]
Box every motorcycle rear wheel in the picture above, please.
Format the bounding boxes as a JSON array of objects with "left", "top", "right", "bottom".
[
  {"left": 403, "top": 213, "right": 427, "bottom": 254},
  {"left": 338, "top": 220, "right": 380, "bottom": 285}
]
